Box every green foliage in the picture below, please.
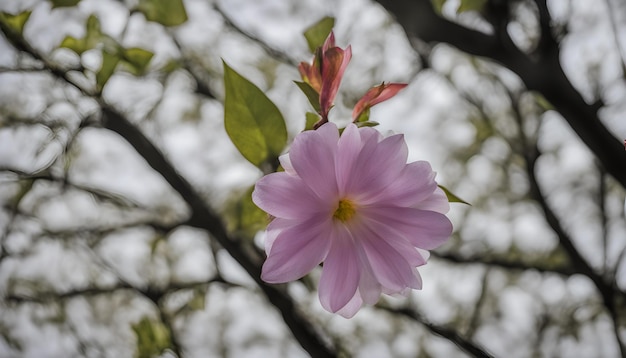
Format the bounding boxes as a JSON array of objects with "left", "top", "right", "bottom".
[
  {"left": 132, "top": 317, "right": 171, "bottom": 358},
  {"left": 58, "top": 15, "right": 154, "bottom": 90},
  {"left": 354, "top": 107, "right": 370, "bottom": 123},
  {"left": 225, "top": 186, "right": 268, "bottom": 237},
  {"left": 223, "top": 61, "right": 288, "bottom": 168},
  {"left": 457, "top": 0, "right": 487, "bottom": 13},
  {"left": 303, "top": 16, "right": 335, "bottom": 52},
  {"left": 60, "top": 15, "right": 102, "bottom": 55},
  {"left": 0, "top": 11, "right": 32, "bottom": 35},
  {"left": 438, "top": 184, "right": 471, "bottom": 205},
  {"left": 96, "top": 49, "right": 120, "bottom": 91},
  {"left": 294, "top": 81, "right": 321, "bottom": 113},
  {"left": 137, "top": 0, "right": 188, "bottom": 27},
  {"left": 49, "top": 0, "right": 81, "bottom": 8},
  {"left": 121, "top": 47, "right": 154, "bottom": 76},
  {"left": 305, "top": 112, "right": 319, "bottom": 131},
  {"left": 355, "top": 120, "right": 379, "bottom": 128}
]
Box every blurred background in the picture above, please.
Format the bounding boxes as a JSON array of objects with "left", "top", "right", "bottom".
[{"left": 0, "top": 0, "right": 625, "bottom": 357}]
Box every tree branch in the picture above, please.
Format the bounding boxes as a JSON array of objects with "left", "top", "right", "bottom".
[
  {"left": 379, "top": 305, "right": 495, "bottom": 358},
  {"left": 0, "top": 20, "right": 336, "bottom": 358},
  {"left": 374, "top": 0, "right": 626, "bottom": 189},
  {"left": 432, "top": 251, "right": 579, "bottom": 277}
]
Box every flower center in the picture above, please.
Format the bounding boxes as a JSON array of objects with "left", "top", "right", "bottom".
[{"left": 333, "top": 199, "right": 356, "bottom": 222}]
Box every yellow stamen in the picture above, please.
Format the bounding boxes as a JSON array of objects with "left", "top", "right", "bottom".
[{"left": 333, "top": 199, "right": 356, "bottom": 222}]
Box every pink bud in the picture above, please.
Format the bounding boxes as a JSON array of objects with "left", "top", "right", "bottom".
[
  {"left": 319, "top": 45, "right": 352, "bottom": 120},
  {"left": 352, "top": 83, "right": 408, "bottom": 121},
  {"left": 298, "top": 32, "right": 352, "bottom": 122}
]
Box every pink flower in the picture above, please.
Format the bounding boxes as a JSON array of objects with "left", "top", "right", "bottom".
[
  {"left": 298, "top": 32, "right": 352, "bottom": 123},
  {"left": 252, "top": 122, "right": 452, "bottom": 318},
  {"left": 352, "top": 83, "right": 408, "bottom": 121}
]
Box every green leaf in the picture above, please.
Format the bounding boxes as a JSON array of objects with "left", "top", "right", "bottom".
[
  {"left": 96, "top": 49, "right": 120, "bottom": 91},
  {"left": 59, "top": 15, "right": 102, "bottom": 55},
  {"left": 457, "top": 0, "right": 487, "bottom": 13},
  {"left": 305, "top": 112, "right": 319, "bottom": 131},
  {"left": 354, "top": 107, "right": 370, "bottom": 123},
  {"left": 132, "top": 317, "right": 171, "bottom": 358},
  {"left": 438, "top": 185, "right": 471, "bottom": 205},
  {"left": 225, "top": 186, "right": 268, "bottom": 237},
  {"left": 294, "top": 81, "right": 321, "bottom": 113},
  {"left": 355, "top": 120, "right": 379, "bottom": 128},
  {"left": 223, "top": 61, "right": 288, "bottom": 168},
  {"left": 50, "top": 0, "right": 81, "bottom": 8},
  {"left": 159, "top": 59, "right": 181, "bottom": 73},
  {"left": 430, "top": 0, "right": 447, "bottom": 14},
  {"left": 0, "top": 11, "right": 32, "bottom": 34},
  {"left": 137, "top": 0, "right": 188, "bottom": 27},
  {"left": 121, "top": 47, "right": 154, "bottom": 75},
  {"left": 303, "top": 16, "right": 335, "bottom": 52}
]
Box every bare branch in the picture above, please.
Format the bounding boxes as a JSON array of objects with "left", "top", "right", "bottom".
[
  {"left": 374, "top": 0, "right": 626, "bottom": 189},
  {"left": 0, "top": 20, "right": 336, "bottom": 358},
  {"left": 379, "top": 305, "right": 495, "bottom": 358}
]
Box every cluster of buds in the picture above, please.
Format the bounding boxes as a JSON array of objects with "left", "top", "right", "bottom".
[{"left": 298, "top": 32, "right": 407, "bottom": 128}]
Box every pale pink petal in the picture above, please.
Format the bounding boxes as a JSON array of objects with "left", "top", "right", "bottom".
[
  {"left": 278, "top": 153, "right": 295, "bottom": 174},
  {"left": 351, "top": 221, "right": 420, "bottom": 292},
  {"left": 359, "top": 161, "right": 437, "bottom": 207},
  {"left": 335, "top": 124, "right": 362, "bottom": 195},
  {"left": 335, "top": 290, "right": 364, "bottom": 318},
  {"left": 356, "top": 256, "right": 382, "bottom": 305},
  {"left": 288, "top": 124, "right": 339, "bottom": 202},
  {"left": 263, "top": 218, "right": 294, "bottom": 254},
  {"left": 361, "top": 206, "right": 453, "bottom": 250},
  {"left": 318, "top": 223, "right": 360, "bottom": 313},
  {"left": 415, "top": 186, "right": 450, "bottom": 214},
  {"left": 262, "top": 214, "right": 332, "bottom": 283},
  {"left": 360, "top": 217, "right": 428, "bottom": 267},
  {"left": 315, "top": 121, "right": 341, "bottom": 149},
  {"left": 253, "top": 172, "right": 326, "bottom": 220},
  {"left": 382, "top": 269, "right": 422, "bottom": 294},
  {"left": 345, "top": 133, "right": 408, "bottom": 199},
  {"left": 357, "top": 126, "right": 383, "bottom": 143},
  {"left": 417, "top": 248, "right": 430, "bottom": 262}
]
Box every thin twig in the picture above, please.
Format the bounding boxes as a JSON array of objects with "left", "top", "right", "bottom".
[{"left": 379, "top": 305, "right": 495, "bottom": 358}]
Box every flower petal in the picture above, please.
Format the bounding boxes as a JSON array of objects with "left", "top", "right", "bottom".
[
  {"left": 361, "top": 206, "right": 453, "bottom": 250},
  {"left": 261, "top": 214, "right": 332, "bottom": 283},
  {"left": 415, "top": 186, "right": 450, "bottom": 214},
  {"left": 356, "top": 222, "right": 421, "bottom": 292},
  {"left": 335, "top": 290, "right": 364, "bottom": 318},
  {"left": 335, "top": 124, "right": 362, "bottom": 195},
  {"left": 278, "top": 153, "right": 295, "bottom": 175},
  {"left": 352, "top": 83, "right": 408, "bottom": 120},
  {"left": 320, "top": 45, "right": 352, "bottom": 118},
  {"left": 344, "top": 132, "right": 408, "bottom": 199},
  {"left": 360, "top": 216, "right": 428, "bottom": 267},
  {"left": 318, "top": 223, "right": 361, "bottom": 313},
  {"left": 357, "top": 257, "right": 382, "bottom": 305},
  {"left": 263, "top": 217, "right": 293, "bottom": 254},
  {"left": 288, "top": 123, "right": 339, "bottom": 202},
  {"left": 359, "top": 161, "right": 438, "bottom": 207},
  {"left": 253, "top": 172, "right": 325, "bottom": 220}
]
